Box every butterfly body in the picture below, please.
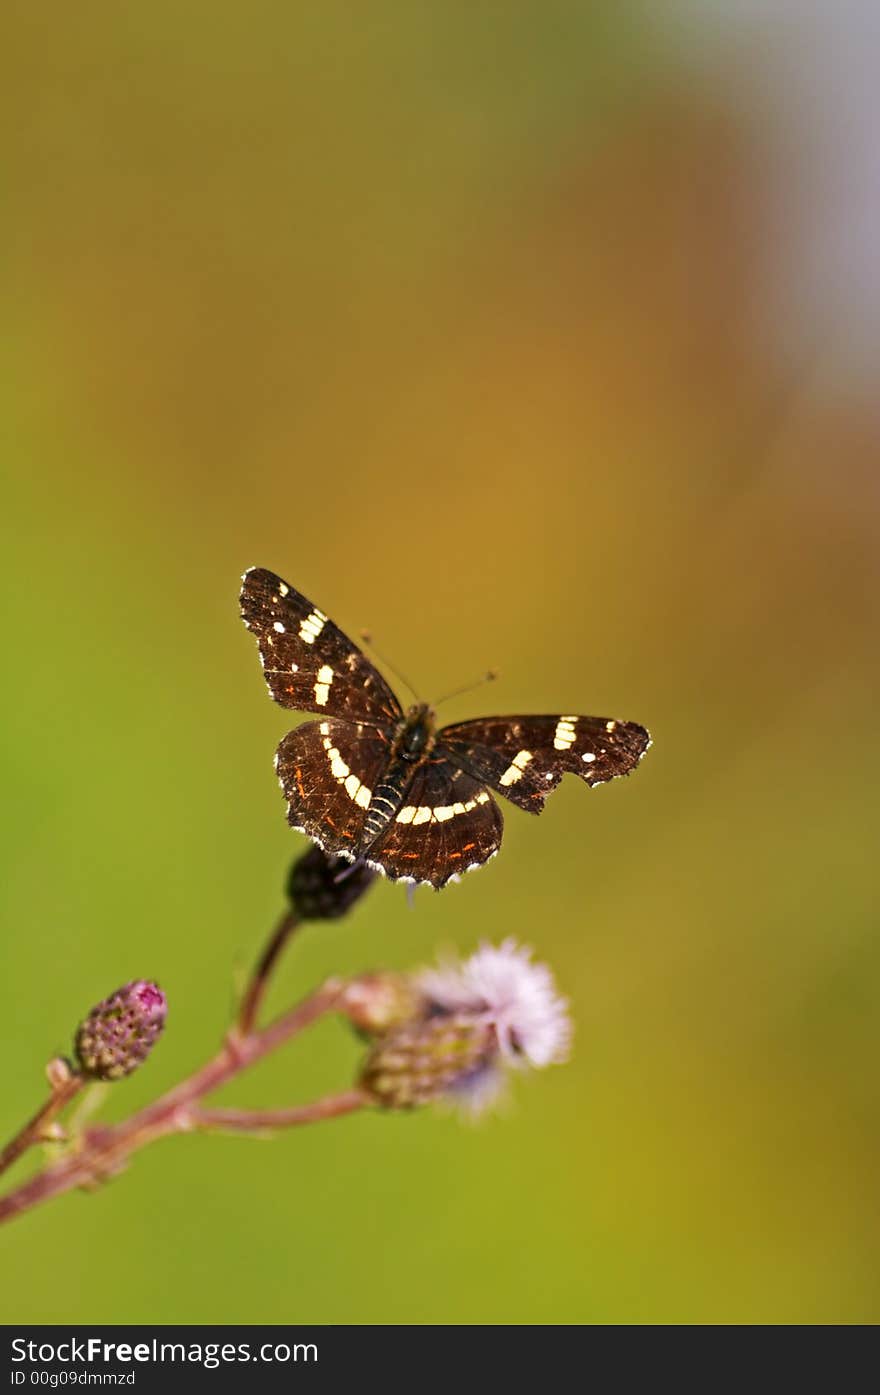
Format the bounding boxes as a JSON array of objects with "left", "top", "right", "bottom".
[
  {"left": 358, "top": 704, "right": 437, "bottom": 849},
  {"left": 241, "top": 568, "right": 651, "bottom": 888}
]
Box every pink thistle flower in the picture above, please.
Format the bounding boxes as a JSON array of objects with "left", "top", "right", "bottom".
[
  {"left": 418, "top": 938, "right": 572, "bottom": 1069},
  {"left": 361, "top": 941, "right": 571, "bottom": 1116}
]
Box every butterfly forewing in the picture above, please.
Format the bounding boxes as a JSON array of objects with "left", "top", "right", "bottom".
[
  {"left": 366, "top": 757, "right": 503, "bottom": 887},
  {"left": 240, "top": 568, "right": 403, "bottom": 727},
  {"left": 437, "top": 715, "right": 651, "bottom": 813},
  {"left": 275, "top": 718, "right": 393, "bottom": 858}
]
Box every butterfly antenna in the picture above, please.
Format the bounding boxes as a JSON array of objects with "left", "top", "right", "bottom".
[
  {"left": 359, "top": 630, "right": 422, "bottom": 704},
  {"left": 432, "top": 669, "right": 499, "bottom": 709}
]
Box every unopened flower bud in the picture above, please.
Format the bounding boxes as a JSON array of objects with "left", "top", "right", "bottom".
[
  {"left": 286, "top": 846, "right": 377, "bottom": 921},
  {"left": 360, "top": 1014, "right": 496, "bottom": 1109},
  {"left": 75, "top": 981, "right": 167, "bottom": 1081},
  {"left": 340, "top": 973, "right": 426, "bottom": 1037}
]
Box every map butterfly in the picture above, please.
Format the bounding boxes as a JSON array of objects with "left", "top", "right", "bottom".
[{"left": 240, "top": 568, "right": 651, "bottom": 889}]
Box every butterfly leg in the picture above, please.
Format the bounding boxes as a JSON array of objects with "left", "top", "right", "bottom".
[{"left": 333, "top": 856, "right": 368, "bottom": 885}]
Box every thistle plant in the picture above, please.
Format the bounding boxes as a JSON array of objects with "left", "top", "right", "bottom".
[{"left": 0, "top": 845, "right": 571, "bottom": 1228}]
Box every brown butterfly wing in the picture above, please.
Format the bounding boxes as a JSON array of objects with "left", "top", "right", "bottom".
[
  {"left": 365, "top": 757, "right": 503, "bottom": 888},
  {"left": 275, "top": 718, "right": 392, "bottom": 859},
  {"left": 240, "top": 568, "right": 402, "bottom": 727},
  {"left": 437, "top": 714, "right": 650, "bottom": 813}
]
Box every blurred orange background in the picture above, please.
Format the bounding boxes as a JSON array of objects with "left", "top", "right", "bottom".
[{"left": 2, "top": 3, "right": 878, "bottom": 1323}]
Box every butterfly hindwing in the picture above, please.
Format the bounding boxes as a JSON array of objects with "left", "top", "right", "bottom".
[
  {"left": 240, "top": 568, "right": 403, "bottom": 726},
  {"left": 275, "top": 718, "right": 392, "bottom": 859},
  {"left": 437, "top": 714, "right": 651, "bottom": 813},
  {"left": 366, "top": 758, "right": 503, "bottom": 888}
]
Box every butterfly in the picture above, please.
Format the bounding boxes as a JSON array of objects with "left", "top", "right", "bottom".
[{"left": 240, "top": 568, "right": 651, "bottom": 889}]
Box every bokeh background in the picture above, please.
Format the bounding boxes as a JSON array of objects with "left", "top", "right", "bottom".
[{"left": 2, "top": 2, "right": 878, "bottom": 1324}]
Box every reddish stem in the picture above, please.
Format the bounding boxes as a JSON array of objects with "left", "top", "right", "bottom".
[
  {"left": 237, "top": 907, "right": 302, "bottom": 1034},
  {"left": 191, "top": 1089, "right": 368, "bottom": 1133},
  {"left": 0, "top": 1072, "right": 84, "bottom": 1180}
]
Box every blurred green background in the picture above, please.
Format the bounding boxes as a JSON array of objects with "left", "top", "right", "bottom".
[{"left": 2, "top": 2, "right": 878, "bottom": 1324}]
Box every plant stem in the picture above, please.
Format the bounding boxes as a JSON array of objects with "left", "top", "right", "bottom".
[
  {"left": 191, "top": 1089, "right": 368, "bottom": 1133},
  {"left": 0, "top": 1072, "right": 84, "bottom": 1180},
  {"left": 237, "top": 907, "right": 302, "bottom": 1034}
]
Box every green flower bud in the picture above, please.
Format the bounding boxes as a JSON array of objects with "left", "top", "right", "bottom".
[
  {"left": 360, "top": 1014, "right": 496, "bottom": 1110},
  {"left": 340, "top": 973, "right": 426, "bottom": 1037}
]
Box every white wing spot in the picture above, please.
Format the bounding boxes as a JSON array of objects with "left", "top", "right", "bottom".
[
  {"left": 355, "top": 785, "right": 371, "bottom": 809},
  {"left": 500, "top": 748, "right": 533, "bottom": 786},
  {"left": 344, "top": 773, "right": 361, "bottom": 801},
  {"left": 397, "top": 796, "right": 485, "bottom": 825},
  {"left": 554, "top": 717, "right": 577, "bottom": 751},
  {"left": 273, "top": 621, "right": 286, "bottom": 633},
  {"left": 605, "top": 720, "right": 617, "bottom": 732},
  {"left": 279, "top": 582, "right": 289, "bottom": 597},
  {"left": 299, "top": 611, "right": 326, "bottom": 644},
  {"left": 582, "top": 751, "right": 597, "bottom": 763},
  {"left": 328, "top": 747, "right": 350, "bottom": 782},
  {"left": 314, "top": 664, "right": 334, "bottom": 706}
]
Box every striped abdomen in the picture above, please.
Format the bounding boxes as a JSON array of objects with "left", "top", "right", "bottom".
[{"left": 357, "top": 758, "right": 414, "bottom": 851}]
